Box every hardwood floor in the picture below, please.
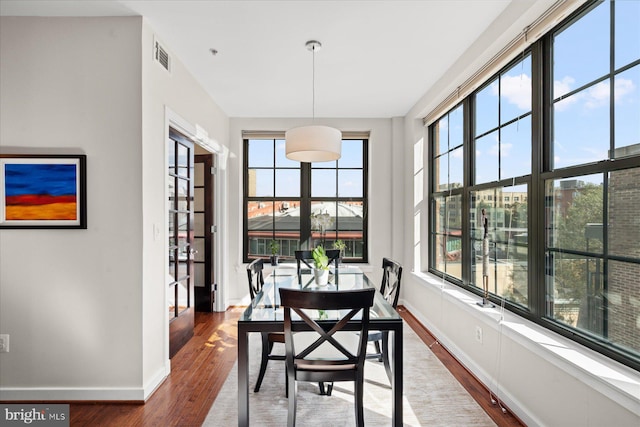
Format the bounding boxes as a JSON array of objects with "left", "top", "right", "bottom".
[{"left": 60, "top": 306, "right": 524, "bottom": 426}]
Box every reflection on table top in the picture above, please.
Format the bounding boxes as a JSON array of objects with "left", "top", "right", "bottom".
[{"left": 239, "top": 266, "right": 401, "bottom": 323}]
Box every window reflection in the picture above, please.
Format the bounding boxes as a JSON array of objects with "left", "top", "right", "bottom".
[
  {"left": 471, "top": 185, "right": 528, "bottom": 305},
  {"left": 433, "top": 195, "right": 462, "bottom": 281},
  {"left": 545, "top": 175, "right": 603, "bottom": 253}
]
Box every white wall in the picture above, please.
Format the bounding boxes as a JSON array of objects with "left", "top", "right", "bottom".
[
  {"left": 227, "top": 117, "right": 400, "bottom": 306},
  {"left": 0, "top": 16, "right": 229, "bottom": 401},
  {"left": 140, "top": 19, "right": 229, "bottom": 390},
  {"left": 0, "top": 16, "right": 145, "bottom": 400}
]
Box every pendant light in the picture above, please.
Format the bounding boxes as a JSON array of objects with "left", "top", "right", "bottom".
[{"left": 285, "top": 40, "right": 342, "bottom": 162}]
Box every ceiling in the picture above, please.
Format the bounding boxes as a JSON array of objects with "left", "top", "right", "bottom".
[{"left": 0, "top": 0, "right": 554, "bottom": 119}]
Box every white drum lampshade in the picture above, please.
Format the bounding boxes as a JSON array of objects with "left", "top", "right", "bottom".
[{"left": 285, "top": 125, "right": 342, "bottom": 162}]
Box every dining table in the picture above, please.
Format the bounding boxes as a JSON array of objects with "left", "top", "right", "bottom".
[{"left": 237, "top": 265, "right": 403, "bottom": 426}]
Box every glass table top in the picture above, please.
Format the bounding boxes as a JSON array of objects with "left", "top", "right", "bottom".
[{"left": 240, "top": 266, "right": 401, "bottom": 323}]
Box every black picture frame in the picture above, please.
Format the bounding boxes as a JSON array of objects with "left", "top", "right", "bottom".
[{"left": 0, "top": 154, "right": 87, "bottom": 229}]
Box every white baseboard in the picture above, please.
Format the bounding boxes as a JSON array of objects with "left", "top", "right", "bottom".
[
  {"left": 0, "top": 387, "right": 145, "bottom": 401},
  {"left": 0, "top": 363, "right": 170, "bottom": 402}
]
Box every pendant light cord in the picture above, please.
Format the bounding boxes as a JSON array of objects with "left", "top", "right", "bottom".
[{"left": 312, "top": 43, "right": 316, "bottom": 121}]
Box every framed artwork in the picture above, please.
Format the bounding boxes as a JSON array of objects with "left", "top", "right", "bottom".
[{"left": 0, "top": 154, "right": 87, "bottom": 229}]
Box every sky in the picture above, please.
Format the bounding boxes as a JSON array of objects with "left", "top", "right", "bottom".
[
  {"left": 248, "top": 138, "right": 364, "bottom": 198},
  {"left": 440, "top": 0, "right": 639, "bottom": 189}
]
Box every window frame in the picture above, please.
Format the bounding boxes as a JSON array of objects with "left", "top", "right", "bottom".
[
  {"left": 243, "top": 137, "right": 369, "bottom": 264},
  {"left": 427, "top": 0, "right": 640, "bottom": 371}
]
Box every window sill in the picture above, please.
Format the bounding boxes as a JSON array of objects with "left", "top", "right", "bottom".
[{"left": 409, "top": 271, "right": 640, "bottom": 417}]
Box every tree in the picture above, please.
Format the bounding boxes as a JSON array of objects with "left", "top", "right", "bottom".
[
  {"left": 556, "top": 184, "right": 603, "bottom": 253},
  {"left": 552, "top": 184, "right": 604, "bottom": 325}
]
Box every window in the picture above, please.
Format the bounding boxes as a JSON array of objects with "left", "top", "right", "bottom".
[
  {"left": 428, "top": 0, "right": 640, "bottom": 370},
  {"left": 430, "top": 105, "right": 464, "bottom": 282},
  {"left": 546, "top": 0, "right": 640, "bottom": 363},
  {"left": 244, "top": 137, "right": 368, "bottom": 263},
  {"left": 474, "top": 54, "right": 532, "bottom": 184},
  {"left": 552, "top": 1, "right": 640, "bottom": 167},
  {"left": 433, "top": 104, "right": 464, "bottom": 191}
]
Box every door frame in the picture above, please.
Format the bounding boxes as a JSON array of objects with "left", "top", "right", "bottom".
[
  {"left": 164, "top": 108, "right": 228, "bottom": 360},
  {"left": 195, "top": 153, "right": 215, "bottom": 312}
]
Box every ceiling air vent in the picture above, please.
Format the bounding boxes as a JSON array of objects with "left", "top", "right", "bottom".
[{"left": 154, "top": 38, "right": 171, "bottom": 73}]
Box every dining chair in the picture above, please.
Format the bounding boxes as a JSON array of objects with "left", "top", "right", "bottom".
[
  {"left": 246, "top": 258, "right": 327, "bottom": 396},
  {"left": 279, "top": 287, "right": 375, "bottom": 427},
  {"left": 246, "top": 258, "right": 286, "bottom": 393},
  {"left": 366, "top": 257, "right": 402, "bottom": 383},
  {"left": 294, "top": 249, "right": 341, "bottom": 283}
]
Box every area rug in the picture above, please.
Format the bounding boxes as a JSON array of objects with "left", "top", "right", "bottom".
[{"left": 203, "top": 323, "right": 496, "bottom": 426}]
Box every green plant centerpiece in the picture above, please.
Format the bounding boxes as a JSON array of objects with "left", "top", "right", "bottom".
[
  {"left": 269, "top": 240, "right": 279, "bottom": 266},
  {"left": 312, "top": 245, "right": 330, "bottom": 286},
  {"left": 332, "top": 239, "right": 346, "bottom": 260}
]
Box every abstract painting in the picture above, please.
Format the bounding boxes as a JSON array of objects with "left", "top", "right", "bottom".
[{"left": 0, "top": 155, "right": 86, "bottom": 228}]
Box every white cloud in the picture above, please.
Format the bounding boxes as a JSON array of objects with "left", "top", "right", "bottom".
[
  {"left": 554, "top": 76, "right": 636, "bottom": 112},
  {"left": 450, "top": 149, "right": 463, "bottom": 159},
  {"left": 500, "top": 74, "right": 532, "bottom": 110},
  {"left": 584, "top": 81, "right": 609, "bottom": 109},
  {"left": 500, "top": 142, "right": 513, "bottom": 157},
  {"left": 554, "top": 96, "right": 576, "bottom": 112},
  {"left": 554, "top": 76, "right": 575, "bottom": 98},
  {"left": 614, "top": 77, "right": 636, "bottom": 102},
  {"left": 553, "top": 76, "right": 578, "bottom": 111}
]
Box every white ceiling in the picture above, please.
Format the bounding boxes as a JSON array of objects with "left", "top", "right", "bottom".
[{"left": 0, "top": 0, "right": 555, "bottom": 119}]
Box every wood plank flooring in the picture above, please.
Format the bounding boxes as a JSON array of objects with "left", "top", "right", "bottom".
[{"left": 60, "top": 306, "right": 523, "bottom": 426}]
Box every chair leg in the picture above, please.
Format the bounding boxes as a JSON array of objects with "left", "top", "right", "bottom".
[
  {"left": 382, "top": 332, "right": 392, "bottom": 384},
  {"left": 326, "top": 382, "right": 333, "bottom": 396},
  {"left": 355, "top": 375, "right": 365, "bottom": 427},
  {"left": 373, "top": 340, "right": 383, "bottom": 362},
  {"left": 254, "top": 332, "right": 270, "bottom": 392},
  {"left": 318, "top": 382, "right": 333, "bottom": 395},
  {"left": 287, "top": 375, "right": 297, "bottom": 427},
  {"left": 285, "top": 367, "right": 288, "bottom": 398}
]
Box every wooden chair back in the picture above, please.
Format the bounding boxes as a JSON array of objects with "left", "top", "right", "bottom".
[
  {"left": 279, "top": 287, "right": 374, "bottom": 426},
  {"left": 294, "top": 249, "right": 341, "bottom": 277},
  {"left": 246, "top": 258, "right": 264, "bottom": 300},
  {"left": 380, "top": 257, "right": 402, "bottom": 308}
]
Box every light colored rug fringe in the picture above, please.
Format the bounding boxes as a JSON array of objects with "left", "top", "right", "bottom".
[{"left": 204, "top": 323, "right": 497, "bottom": 426}]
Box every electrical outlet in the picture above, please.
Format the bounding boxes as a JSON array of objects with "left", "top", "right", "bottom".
[
  {"left": 475, "top": 326, "right": 483, "bottom": 344},
  {"left": 0, "top": 334, "right": 9, "bottom": 353}
]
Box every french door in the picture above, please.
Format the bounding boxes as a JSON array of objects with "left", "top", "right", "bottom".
[
  {"left": 168, "top": 128, "right": 195, "bottom": 358},
  {"left": 194, "top": 154, "right": 215, "bottom": 311}
]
